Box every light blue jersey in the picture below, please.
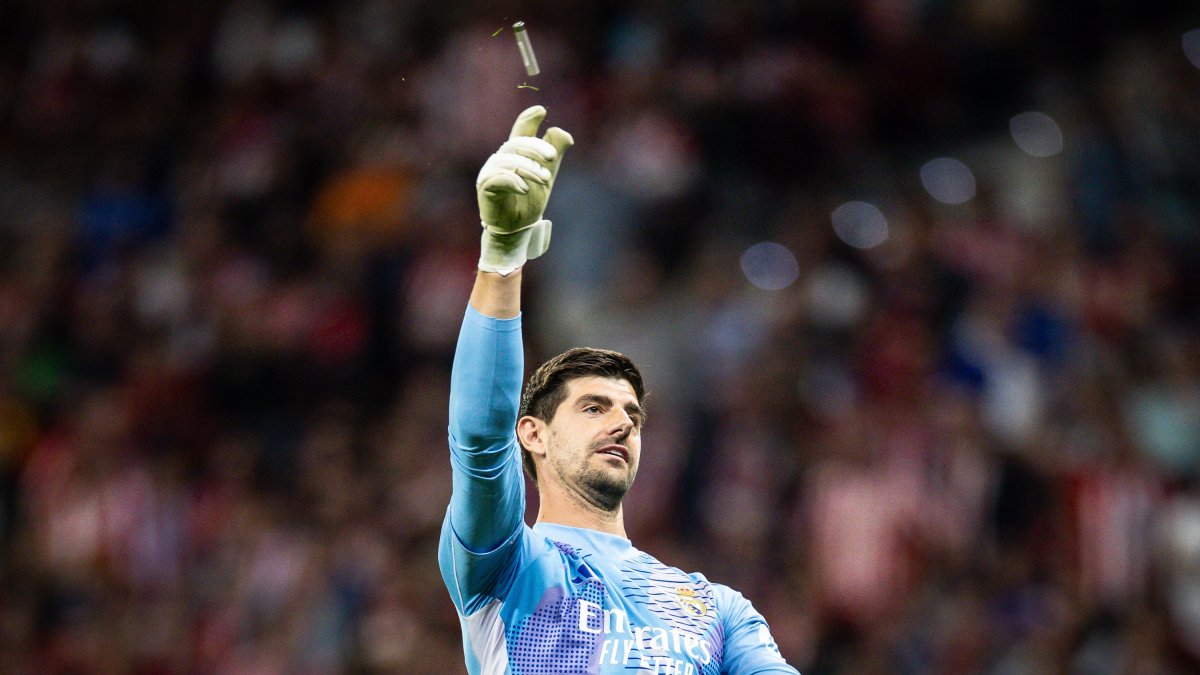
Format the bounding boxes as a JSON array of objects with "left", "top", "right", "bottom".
[{"left": 440, "top": 307, "right": 799, "bottom": 674}]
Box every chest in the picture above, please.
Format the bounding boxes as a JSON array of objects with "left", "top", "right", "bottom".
[{"left": 502, "top": 548, "right": 724, "bottom": 674}]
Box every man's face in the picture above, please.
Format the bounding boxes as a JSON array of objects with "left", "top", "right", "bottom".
[{"left": 543, "top": 376, "right": 644, "bottom": 512}]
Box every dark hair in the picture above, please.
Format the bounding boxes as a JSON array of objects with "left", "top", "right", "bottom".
[{"left": 519, "top": 347, "right": 645, "bottom": 484}]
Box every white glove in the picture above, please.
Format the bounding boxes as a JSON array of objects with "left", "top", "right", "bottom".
[{"left": 476, "top": 105, "right": 574, "bottom": 275}]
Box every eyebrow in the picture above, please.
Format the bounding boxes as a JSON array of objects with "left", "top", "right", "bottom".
[{"left": 575, "top": 394, "right": 645, "bottom": 422}]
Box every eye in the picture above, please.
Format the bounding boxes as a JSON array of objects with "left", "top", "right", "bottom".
[{"left": 583, "top": 405, "right": 601, "bottom": 414}]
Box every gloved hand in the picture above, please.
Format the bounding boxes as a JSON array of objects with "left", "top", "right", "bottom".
[{"left": 476, "top": 105, "right": 574, "bottom": 275}]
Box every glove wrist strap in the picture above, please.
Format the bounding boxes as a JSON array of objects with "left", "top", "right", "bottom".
[{"left": 478, "top": 220, "right": 552, "bottom": 276}]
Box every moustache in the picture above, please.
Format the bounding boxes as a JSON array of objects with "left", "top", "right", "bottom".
[{"left": 592, "top": 429, "right": 631, "bottom": 450}]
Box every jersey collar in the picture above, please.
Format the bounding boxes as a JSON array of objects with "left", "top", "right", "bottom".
[{"left": 533, "top": 522, "right": 636, "bottom": 559}]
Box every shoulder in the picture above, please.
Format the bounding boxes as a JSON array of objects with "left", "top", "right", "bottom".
[
  {"left": 694, "top": 576, "right": 744, "bottom": 604},
  {"left": 681, "top": 571, "right": 776, "bottom": 636},
  {"left": 685, "top": 574, "right": 752, "bottom": 617}
]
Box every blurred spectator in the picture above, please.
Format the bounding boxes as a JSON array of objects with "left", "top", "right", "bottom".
[{"left": 0, "top": 0, "right": 1197, "bottom": 672}]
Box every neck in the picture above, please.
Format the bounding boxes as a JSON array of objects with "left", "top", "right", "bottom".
[{"left": 535, "top": 483, "right": 627, "bottom": 538}]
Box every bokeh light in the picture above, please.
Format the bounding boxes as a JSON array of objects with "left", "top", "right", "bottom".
[
  {"left": 920, "top": 157, "right": 976, "bottom": 205},
  {"left": 1010, "top": 111, "right": 1064, "bottom": 157},
  {"left": 805, "top": 263, "right": 869, "bottom": 329},
  {"left": 831, "top": 201, "right": 888, "bottom": 249},
  {"left": 740, "top": 242, "right": 800, "bottom": 290},
  {"left": 1185, "top": 29, "right": 1200, "bottom": 69}
]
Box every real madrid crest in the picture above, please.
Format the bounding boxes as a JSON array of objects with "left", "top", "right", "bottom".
[{"left": 673, "top": 586, "right": 707, "bottom": 617}]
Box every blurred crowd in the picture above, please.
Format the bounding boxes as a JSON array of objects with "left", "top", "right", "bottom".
[{"left": 1, "top": 0, "right": 1198, "bottom": 673}]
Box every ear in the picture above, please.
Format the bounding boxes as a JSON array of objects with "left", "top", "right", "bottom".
[{"left": 516, "top": 416, "right": 547, "bottom": 459}]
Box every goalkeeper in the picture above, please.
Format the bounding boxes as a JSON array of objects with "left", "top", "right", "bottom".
[{"left": 439, "top": 105, "right": 799, "bottom": 674}]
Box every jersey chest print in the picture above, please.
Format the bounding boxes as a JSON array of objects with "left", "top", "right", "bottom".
[{"left": 505, "top": 541, "right": 723, "bottom": 675}]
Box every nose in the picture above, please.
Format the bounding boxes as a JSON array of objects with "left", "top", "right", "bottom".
[{"left": 607, "top": 408, "right": 634, "bottom": 437}]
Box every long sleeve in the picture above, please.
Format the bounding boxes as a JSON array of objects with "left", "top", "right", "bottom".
[{"left": 440, "top": 306, "right": 530, "bottom": 614}]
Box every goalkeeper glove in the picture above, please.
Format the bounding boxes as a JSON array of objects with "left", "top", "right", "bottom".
[{"left": 476, "top": 105, "right": 574, "bottom": 275}]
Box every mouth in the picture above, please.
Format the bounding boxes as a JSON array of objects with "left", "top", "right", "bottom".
[{"left": 594, "top": 445, "right": 629, "bottom": 464}]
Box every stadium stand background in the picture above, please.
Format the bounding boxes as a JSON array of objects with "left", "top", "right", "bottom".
[{"left": 0, "top": 0, "right": 1198, "bottom": 671}]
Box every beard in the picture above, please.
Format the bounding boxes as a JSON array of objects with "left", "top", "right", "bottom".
[
  {"left": 552, "top": 436, "right": 637, "bottom": 513},
  {"left": 577, "top": 463, "right": 634, "bottom": 512}
]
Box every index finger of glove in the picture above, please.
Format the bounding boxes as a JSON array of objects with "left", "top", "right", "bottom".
[
  {"left": 509, "top": 105, "right": 547, "bottom": 140},
  {"left": 500, "top": 137, "right": 558, "bottom": 164}
]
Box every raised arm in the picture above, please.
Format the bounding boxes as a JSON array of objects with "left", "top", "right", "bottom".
[
  {"left": 469, "top": 269, "right": 522, "bottom": 319},
  {"left": 440, "top": 106, "right": 572, "bottom": 611}
]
